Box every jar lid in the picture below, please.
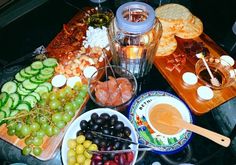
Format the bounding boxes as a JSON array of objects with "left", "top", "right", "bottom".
[{"left": 116, "top": 2, "right": 155, "bottom": 34}]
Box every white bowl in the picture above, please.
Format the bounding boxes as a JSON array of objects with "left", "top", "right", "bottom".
[{"left": 61, "top": 108, "right": 138, "bottom": 165}]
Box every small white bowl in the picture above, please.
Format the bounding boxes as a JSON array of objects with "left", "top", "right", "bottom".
[
  {"left": 182, "top": 72, "right": 198, "bottom": 86},
  {"left": 51, "top": 74, "right": 67, "bottom": 88},
  {"left": 220, "top": 55, "right": 235, "bottom": 66},
  {"left": 66, "top": 76, "right": 81, "bottom": 88},
  {"left": 197, "top": 86, "right": 214, "bottom": 101}
]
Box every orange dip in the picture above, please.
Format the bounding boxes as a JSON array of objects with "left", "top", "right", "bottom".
[{"left": 149, "top": 103, "right": 182, "bottom": 135}]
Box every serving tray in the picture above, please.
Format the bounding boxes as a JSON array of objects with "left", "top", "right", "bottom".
[
  {"left": 154, "top": 33, "right": 236, "bottom": 115},
  {"left": 0, "top": 10, "right": 92, "bottom": 161}
]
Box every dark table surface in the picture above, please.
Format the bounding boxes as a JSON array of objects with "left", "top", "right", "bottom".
[{"left": 0, "top": 0, "right": 236, "bottom": 165}]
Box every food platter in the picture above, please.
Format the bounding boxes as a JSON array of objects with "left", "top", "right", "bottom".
[{"left": 128, "top": 91, "right": 193, "bottom": 154}]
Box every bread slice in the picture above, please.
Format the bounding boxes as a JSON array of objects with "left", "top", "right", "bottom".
[
  {"left": 156, "top": 35, "right": 177, "bottom": 56},
  {"left": 175, "top": 16, "right": 203, "bottom": 39},
  {"left": 155, "top": 4, "right": 193, "bottom": 23}
]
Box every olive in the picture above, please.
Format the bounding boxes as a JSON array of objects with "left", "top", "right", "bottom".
[
  {"left": 123, "top": 126, "right": 131, "bottom": 137},
  {"left": 114, "top": 121, "right": 124, "bottom": 130},
  {"left": 106, "top": 145, "right": 113, "bottom": 151},
  {"left": 89, "top": 119, "right": 95, "bottom": 127},
  {"left": 102, "top": 123, "right": 110, "bottom": 128},
  {"left": 113, "top": 141, "right": 122, "bottom": 150},
  {"left": 100, "top": 140, "right": 107, "bottom": 147},
  {"left": 109, "top": 153, "right": 116, "bottom": 160},
  {"left": 102, "top": 128, "right": 110, "bottom": 135},
  {"left": 85, "top": 132, "right": 93, "bottom": 140},
  {"left": 110, "top": 129, "right": 115, "bottom": 136},
  {"left": 102, "top": 155, "right": 109, "bottom": 162},
  {"left": 91, "top": 113, "right": 99, "bottom": 121},
  {"left": 93, "top": 137, "right": 101, "bottom": 145},
  {"left": 121, "top": 142, "right": 129, "bottom": 150},
  {"left": 76, "top": 129, "right": 85, "bottom": 137},
  {"left": 91, "top": 124, "right": 100, "bottom": 131},
  {"left": 116, "top": 131, "right": 125, "bottom": 138},
  {"left": 95, "top": 117, "right": 105, "bottom": 125},
  {"left": 100, "top": 113, "right": 110, "bottom": 121},
  {"left": 110, "top": 115, "right": 118, "bottom": 126},
  {"left": 80, "top": 120, "right": 88, "bottom": 130}
]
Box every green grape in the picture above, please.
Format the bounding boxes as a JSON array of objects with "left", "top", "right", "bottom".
[
  {"left": 64, "top": 102, "right": 74, "bottom": 112},
  {"left": 52, "top": 113, "right": 63, "bottom": 123},
  {"left": 58, "top": 90, "right": 66, "bottom": 98},
  {"left": 55, "top": 121, "right": 66, "bottom": 129},
  {"left": 7, "top": 128, "right": 16, "bottom": 136},
  {"left": 81, "top": 85, "right": 88, "bottom": 92},
  {"left": 52, "top": 126, "right": 60, "bottom": 135},
  {"left": 75, "top": 96, "right": 83, "bottom": 106},
  {"left": 49, "top": 99, "right": 61, "bottom": 110},
  {"left": 15, "top": 131, "right": 25, "bottom": 139},
  {"left": 25, "top": 136, "right": 34, "bottom": 145},
  {"left": 15, "top": 122, "right": 23, "bottom": 132},
  {"left": 36, "top": 129, "right": 45, "bottom": 138},
  {"left": 33, "top": 146, "right": 42, "bottom": 156},
  {"left": 39, "top": 100, "right": 47, "bottom": 106},
  {"left": 65, "top": 110, "right": 75, "bottom": 118},
  {"left": 33, "top": 136, "right": 43, "bottom": 146},
  {"left": 41, "top": 93, "right": 49, "bottom": 100},
  {"left": 49, "top": 93, "right": 58, "bottom": 100},
  {"left": 30, "top": 122, "right": 40, "bottom": 132},
  {"left": 78, "top": 90, "right": 87, "bottom": 98},
  {"left": 62, "top": 113, "right": 72, "bottom": 123},
  {"left": 41, "top": 123, "right": 49, "bottom": 131},
  {"left": 22, "top": 146, "right": 32, "bottom": 156},
  {"left": 71, "top": 101, "right": 79, "bottom": 110},
  {"left": 64, "top": 86, "right": 72, "bottom": 94},
  {"left": 45, "top": 125, "right": 53, "bottom": 137},
  {"left": 7, "top": 121, "right": 17, "bottom": 130},
  {"left": 39, "top": 116, "right": 47, "bottom": 124},
  {"left": 21, "top": 124, "right": 31, "bottom": 136}
]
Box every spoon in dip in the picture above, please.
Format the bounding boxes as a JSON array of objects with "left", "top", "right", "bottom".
[
  {"left": 196, "top": 52, "right": 221, "bottom": 87},
  {"left": 157, "top": 111, "right": 231, "bottom": 147}
]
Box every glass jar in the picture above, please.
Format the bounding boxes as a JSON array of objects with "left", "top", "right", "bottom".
[{"left": 108, "top": 2, "right": 162, "bottom": 78}]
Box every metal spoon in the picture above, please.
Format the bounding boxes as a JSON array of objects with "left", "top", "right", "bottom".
[{"left": 196, "top": 52, "right": 221, "bottom": 87}]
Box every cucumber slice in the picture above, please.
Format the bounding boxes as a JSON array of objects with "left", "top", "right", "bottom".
[
  {"left": 30, "top": 76, "right": 44, "bottom": 84},
  {"left": 23, "top": 95, "right": 37, "bottom": 108},
  {"left": 16, "top": 102, "right": 31, "bottom": 111},
  {"left": 40, "top": 67, "right": 54, "bottom": 75},
  {"left": 25, "top": 66, "right": 39, "bottom": 75},
  {"left": 41, "top": 82, "right": 53, "bottom": 91},
  {"left": 43, "top": 58, "right": 57, "bottom": 67},
  {"left": 10, "top": 93, "right": 21, "bottom": 109},
  {"left": 10, "top": 110, "right": 19, "bottom": 117},
  {"left": 1, "top": 81, "right": 17, "bottom": 94},
  {"left": 22, "top": 79, "right": 39, "bottom": 90},
  {"left": 20, "top": 69, "right": 32, "bottom": 78},
  {"left": 29, "top": 92, "right": 41, "bottom": 101},
  {"left": 36, "top": 73, "right": 53, "bottom": 81},
  {"left": 34, "top": 85, "right": 49, "bottom": 96},
  {"left": 17, "top": 85, "right": 31, "bottom": 96},
  {"left": 1, "top": 97, "right": 13, "bottom": 116},
  {"left": 31, "top": 61, "right": 44, "bottom": 70},
  {"left": 0, "top": 111, "right": 6, "bottom": 122},
  {"left": 0, "top": 92, "right": 9, "bottom": 106},
  {"left": 15, "top": 72, "right": 26, "bottom": 82}
]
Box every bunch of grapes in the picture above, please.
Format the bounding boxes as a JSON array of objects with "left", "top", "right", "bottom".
[{"left": 6, "top": 83, "right": 88, "bottom": 156}]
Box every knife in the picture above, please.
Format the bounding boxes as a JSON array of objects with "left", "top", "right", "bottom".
[
  {"left": 88, "top": 147, "right": 156, "bottom": 154},
  {"left": 90, "top": 131, "right": 156, "bottom": 149}
]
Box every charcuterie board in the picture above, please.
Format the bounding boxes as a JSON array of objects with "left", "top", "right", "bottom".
[{"left": 154, "top": 33, "right": 236, "bottom": 115}]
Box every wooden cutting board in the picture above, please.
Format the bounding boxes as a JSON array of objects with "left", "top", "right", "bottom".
[{"left": 154, "top": 33, "right": 236, "bottom": 115}]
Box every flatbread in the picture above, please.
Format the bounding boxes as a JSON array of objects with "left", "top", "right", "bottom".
[{"left": 156, "top": 35, "right": 177, "bottom": 56}]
